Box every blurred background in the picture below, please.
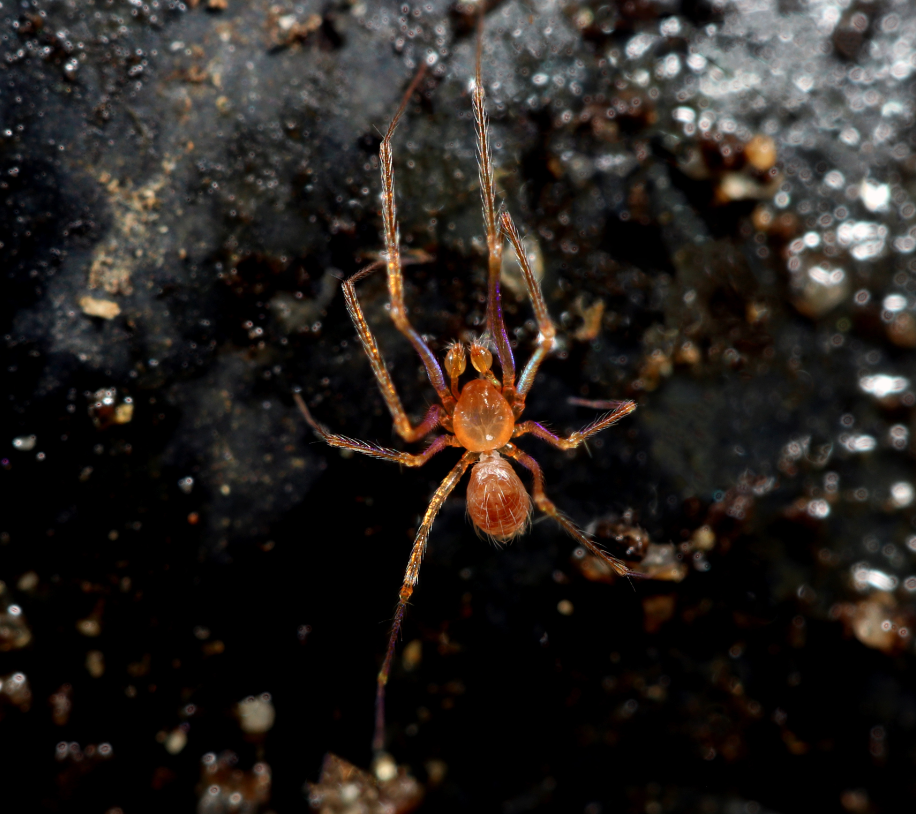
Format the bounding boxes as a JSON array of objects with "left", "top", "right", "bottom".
[{"left": 1, "top": 0, "right": 914, "bottom": 812}]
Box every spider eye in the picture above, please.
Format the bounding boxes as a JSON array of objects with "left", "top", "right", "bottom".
[{"left": 469, "top": 342, "right": 493, "bottom": 374}]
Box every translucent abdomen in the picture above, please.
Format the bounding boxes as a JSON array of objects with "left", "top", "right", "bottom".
[{"left": 466, "top": 453, "right": 531, "bottom": 541}]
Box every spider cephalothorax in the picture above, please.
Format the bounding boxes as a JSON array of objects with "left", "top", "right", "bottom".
[{"left": 295, "top": 31, "right": 636, "bottom": 753}]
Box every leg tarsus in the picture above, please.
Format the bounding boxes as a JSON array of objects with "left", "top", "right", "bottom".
[
  {"left": 294, "top": 393, "right": 455, "bottom": 465},
  {"left": 373, "top": 597, "right": 408, "bottom": 753},
  {"left": 513, "top": 400, "right": 636, "bottom": 449},
  {"left": 567, "top": 397, "right": 630, "bottom": 411}
]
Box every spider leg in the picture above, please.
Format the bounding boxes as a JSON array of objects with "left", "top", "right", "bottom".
[
  {"left": 512, "top": 400, "right": 637, "bottom": 449},
  {"left": 472, "top": 21, "right": 516, "bottom": 394},
  {"left": 374, "top": 450, "right": 478, "bottom": 752},
  {"left": 342, "top": 262, "right": 445, "bottom": 442},
  {"left": 500, "top": 211, "right": 558, "bottom": 401},
  {"left": 567, "top": 397, "right": 630, "bottom": 411},
  {"left": 379, "top": 72, "right": 456, "bottom": 417},
  {"left": 501, "top": 443, "right": 630, "bottom": 577},
  {"left": 294, "top": 394, "right": 461, "bottom": 465}
]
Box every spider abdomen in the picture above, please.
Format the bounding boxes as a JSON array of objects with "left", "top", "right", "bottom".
[{"left": 466, "top": 452, "right": 531, "bottom": 541}]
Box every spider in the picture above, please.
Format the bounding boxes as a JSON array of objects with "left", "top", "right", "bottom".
[{"left": 294, "top": 33, "right": 637, "bottom": 753}]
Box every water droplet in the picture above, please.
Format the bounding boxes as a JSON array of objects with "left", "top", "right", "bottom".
[
  {"left": 890, "top": 482, "right": 914, "bottom": 508},
  {"left": 12, "top": 435, "right": 36, "bottom": 451},
  {"left": 860, "top": 179, "right": 890, "bottom": 212},
  {"left": 858, "top": 373, "right": 909, "bottom": 398}
]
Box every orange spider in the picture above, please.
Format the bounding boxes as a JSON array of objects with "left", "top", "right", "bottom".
[{"left": 294, "top": 37, "right": 636, "bottom": 752}]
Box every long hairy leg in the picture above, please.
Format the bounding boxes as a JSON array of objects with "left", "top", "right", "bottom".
[
  {"left": 500, "top": 211, "right": 557, "bottom": 401},
  {"left": 294, "top": 393, "right": 461, "bottom": 465},
  {"left": 513, "top": 400, "right": 637, "bottom": 449},
  {"left": 379, "top": 67, "right": 456, "bottom": 415},
  {"left": 472, "top": 17, "right": 516, "bottom": 395},
  {"left": 501, "top": 443, "right": 631, "bottom": 578},
  {"left": 342, "top": 261, "right": 445, "bottom": 442},
  {"left": 374, "top": 450, "right": 478, "bottom": 752}
]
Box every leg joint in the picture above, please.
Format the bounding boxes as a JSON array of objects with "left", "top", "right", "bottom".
[
  {"left": 534, "top": 496, "right": 553, "bottom": 513},
  {"left": 389, "top": 304, "right": 410, "bottom": 329}
]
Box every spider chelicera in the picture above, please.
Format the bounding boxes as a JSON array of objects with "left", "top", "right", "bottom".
[{"left": 295, "top": 36, "right": 637, "bottom": 752}]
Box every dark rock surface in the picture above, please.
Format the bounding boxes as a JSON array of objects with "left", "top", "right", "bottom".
[{"left": 2, "top": 1, "right": 915, "bottom": 812}]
